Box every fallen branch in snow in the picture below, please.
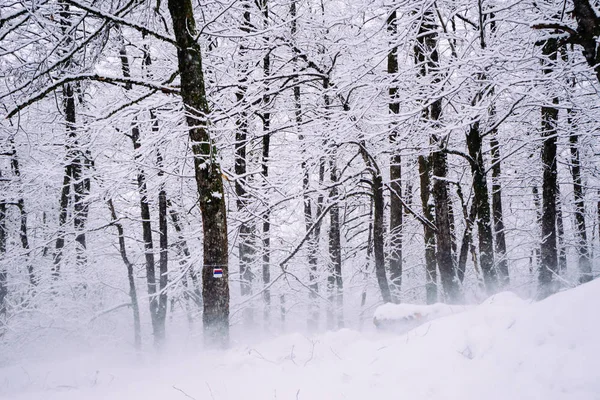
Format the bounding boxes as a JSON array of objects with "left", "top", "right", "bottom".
[{"left": 173, "top": 386, "right": 197, "bottom": 400}]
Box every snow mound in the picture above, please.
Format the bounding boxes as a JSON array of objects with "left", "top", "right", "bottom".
[
  {"left": 373, "top": 301, "right": 472, "bottom": 332},
  {"left": 2, "top": 280, "right": 600, "bottom": 400}
]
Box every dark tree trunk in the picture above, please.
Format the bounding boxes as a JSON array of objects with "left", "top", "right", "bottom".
[
  {"left": 131, "top": 123, "right": 162, "bottom": 345},
  {"left": 490, "top": 127, "right": 509, "bottom": 287},
  {"left": 327, "top": 156, "right": 343, "bottom": 327},
  {"left": 456, "top": 183, "right": 476, "bottom": 284},
  {"left": 235, "top": 1, "right": 255, "bottom": 327},
  {"left": 291, "top": 0, "right": 320, "bottom": 331},
  {"left": 261, "top": 0, "right": 272, "bottom": 326},
  {"left": 538, "top": 38, "right": 559, "bottom": 300},
  {"left": 387, "top": 8, "right": 403, "bottom": 301},
  {"left": 120, "top": 44, "right": 162, "bottom": 346},
  {"left": 555, "top": 184, "right": 567, "bottom": 275},
  {"left": 373, "top": 172, "right": 392, "bottom": 304},
  {"left": 157, "top": 177, "right": 168, "bottom": 338},
  {"left": 167, "top": 0, "right": 230, "bottom": 347},
  {"left": 53, "top": 82, "right": 76, "bottom": 279},
  {"left": 571, "top": 0, "right": 600, "bottom": 82},
  {"left": 466, "top": 119, "right": 497, "bottom": 293},
  {"left": 324, "top": 81, "right": 344, "bottom": 326},
  {"left": 415, "top": 8, "right": 460, "bottom": 303},
  {"left": 108, "top": 199, "right": 141, "bottom": 351},
  {"left": 568, "top": 119, "right": 592, "bottom": 283},
  {"left": 143, "top": 42, "right": 169, "bottom": 338},
  {"left": 419, "top": 156, "right": 437, "bottom": 304},
  {"left": 10, "top": 144, "right": 35, "bottom": 286}
]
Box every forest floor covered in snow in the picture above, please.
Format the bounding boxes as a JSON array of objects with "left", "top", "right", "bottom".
[{"left": 2, "top": 279, "right": 600, "bottom": 400}]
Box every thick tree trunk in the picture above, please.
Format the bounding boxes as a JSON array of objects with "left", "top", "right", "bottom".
[
  {"left": 167, "top": 0, "right": 230, "bottom": 347},
  {"left": 419, "top": 156, "right": 437, "bottom": 304},
  {"left": 387, "top": 8, "right": 403, "bottom": 301},
  {"left": 538, "top": 38, "right": 559, "bottom": 300},
  {"left": 415, "top": 8, "right": 460, "bottom": 303},
  {"left": 466, "top": 119, "right": 497, "bottom": 293},
  {"left": 569, "top": 121, "right": 592, "bottom": 283},
  {"left": 108, "top": 199, "right": 141, "bottom": 351},
  {"left": 373, "top": 172, "right": 392, "bottom": 304}
]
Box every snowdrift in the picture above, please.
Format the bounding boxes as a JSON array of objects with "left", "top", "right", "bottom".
[
  {"left": 373, "top": 301, "right": 472, "bottom": 332},
  {"left": 2, "top": 280, "right": 600, "bottom": 400}
]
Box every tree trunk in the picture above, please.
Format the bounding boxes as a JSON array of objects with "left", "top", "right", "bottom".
[
  {"left": 556, "top": 184, "right": 567, "bottom": 276},
  {"left": 415, "top": 8, "right": 460, "bottom": 303},
  {"left": 568, "top": 117, "right": 592, "bottom": 283},
  {"left": 418, "top": 156, "right": 437, "bottom": 304},
  {"left": 261, "top": 0, "right": 272, "bottom": 327},
  {"left": 324, "top": 81, "right": 344, "bottom": 327},
  {"left": 538, "top": 38, "right": 559, "bottom": 300},
  {"left": 131, "top": 123, "right": 162, "bottom": 345},
  {"left": 10, "top": 144, "right": 35, "bottom": 286},
  {"left": 291, "top": 0, "right": 321, "bottom": 331},
  {"left": 490, "top": 128, "right": 509, "bottom": 287},
  {"left": 373, "top": 171, "right": 392, "bottom": 304},
  {"left": 120, "top": 44, "right": 162, "bottom": 346},
  {"left": 387, "top": 8, "right": 403, "bottom": 301},
  {"left": 456, "top": 183, "right": 476, "bottom": 284},
  {"left": 143, "top": 41, "right": 169, "bottom": 340},
  {"left": 235, "top": 1, "right": 255, "bottom": 327},
  {"left": 108, "top": 199, "right": 141, "bottom": 351},
  {"left": 466, "top": 119, "right": 497, "bottom": 293},
  {"left": 167, "top": 0, "right": 230, "bottom": 347}
]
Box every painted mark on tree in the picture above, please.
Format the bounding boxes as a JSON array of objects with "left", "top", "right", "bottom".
[{"left": 213, "top": 268, "right": 223, "bottom": 278}]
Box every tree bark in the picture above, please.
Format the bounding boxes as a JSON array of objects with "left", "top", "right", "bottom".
[
  {"left": 120, "top": 44, "right": 162, "bottom": 346},
  {"left": 235, "top": 1, "right": 255, "bottom": 327},
  {"left": 568, "top": 116, "right": 592, "bottom": 283},
  {"left": 260, "top": 0, "right": 272, "bottom": 326},
  {"left": 418, "top": 156, "right": 437, "bottom": 304},
  {"left": 291, "top": 0, "right": 321, "bottom": 331},
  {"left": 490, "top": 128, "right": 509, "bottom": 287},
  {"left": 167, "top": 0, "right": 230, "bottom": 347},
  {"left": 10, "top": 143, "right": 35, "bottom": 286},
  {"left": 466, "top": 118, "right": 497, "bottom": 293},
  {"left": 538, "top": 38, "right": 559, "bottom": 300},
  {"left": 387, "top": 8, "right": 403, "bottom": 302}
]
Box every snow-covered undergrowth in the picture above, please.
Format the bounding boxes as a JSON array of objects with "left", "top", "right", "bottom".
[{"left": 2, "top": 279, "right": 599, "bottom": 400}]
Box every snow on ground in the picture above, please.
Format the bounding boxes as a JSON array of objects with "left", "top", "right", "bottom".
[{"left": 2, "top": 279, "right": 600, "bottom": 400}]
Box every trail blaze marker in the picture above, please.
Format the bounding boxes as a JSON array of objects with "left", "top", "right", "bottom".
[{"left": 213, "top": 268, "right": 223, "bottom": 278}]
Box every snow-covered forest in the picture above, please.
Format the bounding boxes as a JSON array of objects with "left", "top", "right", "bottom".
[{"left": 1, "top": 0, "right": 600, "bottom": 397}]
